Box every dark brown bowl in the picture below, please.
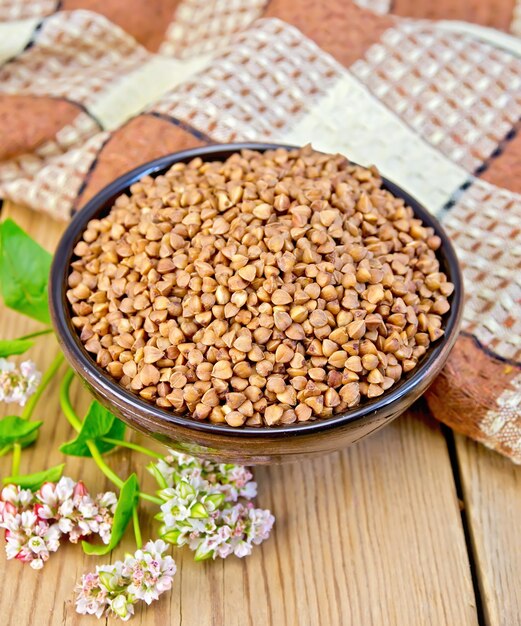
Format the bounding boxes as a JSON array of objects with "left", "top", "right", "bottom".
[{"left": 49, "top": 143, "right": 463, "bottom": 464}]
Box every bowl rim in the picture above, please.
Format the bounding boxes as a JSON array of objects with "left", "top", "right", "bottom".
[{"left": 50, "top": 142, "right": 464, "bottom": 438}]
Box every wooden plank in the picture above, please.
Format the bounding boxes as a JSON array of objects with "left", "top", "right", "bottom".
[
  {"left": 0, "top": 203, "right": 478, "bottom": 625},
  {"left": 455, "top": 434, "right": 521, "bottom": 626}
]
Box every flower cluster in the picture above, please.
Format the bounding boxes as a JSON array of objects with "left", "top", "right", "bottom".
[
  {"left": 0, "top": 477, "right": 117, "bottom": 569},
  {"left": 76, "top": 540, "right": 176, "bottom": 621},
  {"left": 0, "top": 358, "right": 40, "bottom": 406},
  {"left": 151, "top": 451, "right": 274, "bottom": 561}
]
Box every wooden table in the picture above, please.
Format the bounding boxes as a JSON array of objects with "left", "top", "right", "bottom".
[{"left": 1, "top": 203, "right": 520, "bottom": 626}]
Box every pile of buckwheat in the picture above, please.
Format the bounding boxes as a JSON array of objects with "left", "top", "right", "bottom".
[{"left": 67, "top": 146, "right": 454, "bottom": 427}]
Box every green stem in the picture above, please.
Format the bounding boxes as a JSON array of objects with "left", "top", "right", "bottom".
[
  {"left": 59, "top": 369, "right": 82, "bottom": 432},
  {"left": 21, "top": 352, "right": 64, "bottom": 421},
  {"left": 86, "top": 440, "right": 124, "bottom": 489},
  {"left": 0, "top": 445, "right": 11, "bottom": 457},
  {"left": 137, "top": 491, "right": 162, "bottom": 505},
  {"left": 101, "top": 437, "right": 163, "bottom": 459},
  {"left": 10, "top": 443, "right": 21, "bottom": 476},
  {"left": 60, "top": 370, "right": 162, "bottom": 506},
  {"left": 18, "top": 328, "right": 53, "bottom": 341},
  {"left": 87, "top": 441, "right": 161, "bottom": 504},
  {"left": 132, "top": 507, "right": 142, "bottom": 549}
]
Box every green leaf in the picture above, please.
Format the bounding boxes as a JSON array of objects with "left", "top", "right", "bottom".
[
  {"left": 0, "top": 428, "right": 39, "bottom": 456},
  {"left": 0, "top": 219, "right": 52, "bottom": 324},
  {"left": 82, "top": 473, "right": 139, "bottom": 555},
  {"left": 20, "top": 428, "right": 40, "bottom": 449},
  {"left": 0, "top": 415, "right": 42, "bottom": 447},
  {"left": 2, "top": 463, "right": 65, "bottom": 490},
  {"left": 0, "top": 338, "right": 34, "bottom": 357},
  {"left": 60, "top": 401, "right": 126, "bottom": 457}
]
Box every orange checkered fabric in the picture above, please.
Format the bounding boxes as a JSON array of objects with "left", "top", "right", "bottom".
[{"left": 0, "top": 0, "right": 519, "bottom": 462}]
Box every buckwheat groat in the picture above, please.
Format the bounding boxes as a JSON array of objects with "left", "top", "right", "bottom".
[{"left": 67, "top": 146, "right": 453, "bottom": 427}]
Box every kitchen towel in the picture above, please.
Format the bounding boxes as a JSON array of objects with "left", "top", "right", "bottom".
[{"left": 0, "top": 0, "right": 519, "bottom": 462}]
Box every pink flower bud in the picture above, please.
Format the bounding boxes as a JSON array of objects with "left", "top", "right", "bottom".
[
  {"left": 33, "top": 503, "right": 47, "bottom": 520},
  {"left": 73, "top": 481, "right": 88, "bottom": 498},
  {"left": 15, "top": 551, "right": 32, "bottom": 563},
  {"left": 0, "top": 501, "right": 17, "bottom": 519}
]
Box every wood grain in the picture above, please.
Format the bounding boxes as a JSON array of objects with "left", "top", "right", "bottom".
[
  {"left": 455, "top": 435, "right": 521, "bottom": 626},
  {"left": 0, "top": 203, "right": 479, "bottom": 625}
]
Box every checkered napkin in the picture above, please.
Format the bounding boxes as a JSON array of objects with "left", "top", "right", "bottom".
[{"left": 0, "top": 0, "right": 519, "bottom": 462}]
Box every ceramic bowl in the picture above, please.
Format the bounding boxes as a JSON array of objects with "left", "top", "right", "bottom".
[{"left": 49, "top": 143, "right": 463, "bottom": 464}]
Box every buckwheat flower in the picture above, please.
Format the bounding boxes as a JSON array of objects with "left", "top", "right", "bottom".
[
  {"left": 35, "top": 477, "right": 117, "bottom": 544},
  {"left": 98, "top": 561, "right": 127, "bottom": 592},
  {"left": 0, "top": 499, "right": 17, "bottom": 522},
  {"left": 37, "top": 477, "right": 75, "bottom": 512},
  {"left": 158, "top": 478, "right": 225, "bottom": 532},
  {"left": 0, "top": 484, "right": 34, "bottom": 518},
  {"left": 150, "top": 451, "right": 258, "bottom": 503},
  {"left": 75, "top": 572, "right": 107, "bottom": 618},
  {"left": 151, "top": 452, "right": 203, "bottom": 489},
  {"left": 37, "top": 479, "right": 89, "bottom": 540},
  {"left": 211, "top": 464, "right": 257, "bottom": 502},
  {"left": 67, "top": 486, "right": 103, "bottom": 543},
  {"left": 0, "top": 358, "right": 41, "bottom": 406},
  {"left": 76, "top": 541, "right": 176, "bottom": 621},
  {"left": 96, "top": 491, "right": 118, "bottom": 545},
  {"left": 151, "top": 452, "right": 274, "bottom": 561},
  {"left": 3, "top": 510, "right": 62, "bottom": 569},
  {"left": 158, "top": 479, "right": 274, "bottom": 561},
  {"left": 246, "top": 505, "right": 274, "bottom": 543},
  {"left": 0, "top": 478, "right": 117, "bottom": 569},
  {"left": 193, "top": 502, "right": 274, "bottom": 561},
  {"left": 109, "top": 595, "right": 135, "bottom": 622},
  {"left": 124, "top": 540, "right": 177, "bottom": 605}
]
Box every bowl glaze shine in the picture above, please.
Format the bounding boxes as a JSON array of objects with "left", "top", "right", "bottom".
[{"left": 50, "top": 143, "right": 463, "bottom": 464}]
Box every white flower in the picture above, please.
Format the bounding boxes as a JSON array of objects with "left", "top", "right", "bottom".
[
  {"left": 57, "top": 498, "right": 74, "bottom": 518},
  {"left": 98, "top": 562, "right": 125, "bottom": 591},
  {"left": 151, "top": 452, "right": 274, "bottom": 561},
  {"left": 233, "top": 541, "right": 252, "bottom": 558},
  {"left": 27, "top": 535, "right": 47, "bottom": 554},
  {"left": 150, "top": 452, "right": 258, "bottom": 502},
  {"left": 158, "top": 483, "right": 274, "bottom": 561},
  {"left": 34, "top": 478, "right": 117, "bottom": 545},
  {"left": 97, "top": 491, "right": 118, "bottom": 510},
  {"left": 109, "top": 595, "right": 135, "bottom": 621},
  {"left": 98, "top": 521, "right": 112, "bottom": 545},
  {"left": 2, "top": 510, "right": 62, "bottom": 568},
  {"left": 55, "top": 476, "right": 76, "bottom": 501},
  {"left": 0, "top": 358, "right": 41, "bottom": 406},
  {"left": 0, "top": 358, "right": 15, "bottom": 372},
  {"left": 95, "top": 491, "right": 118, "bottom": 545},
  {"left": 76, "top": 541, "right": 176, "bottom": 621},
  {"left": 0, "top": 478, "right": 117, "bottom": 567},
  {"left": 75, "top": 572, "right": 107, "bottom": 618},
  {"left": 247, "top": 507, "right": 275, "bottom": 545},
  {"left": 30, "top": 557, "right": 44, "bottom": 570},
  {"left": 45, "top": 524, "right": 62, "bottom": 552},
  {"left": 238, "top": 481, "right": 258, "bottom": 500},
  {"left": 1, "top": 484, "right": 33, "bottom": 509},
  {"left": 124, "top": 540, "right": 177, "bottom": 605}
]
